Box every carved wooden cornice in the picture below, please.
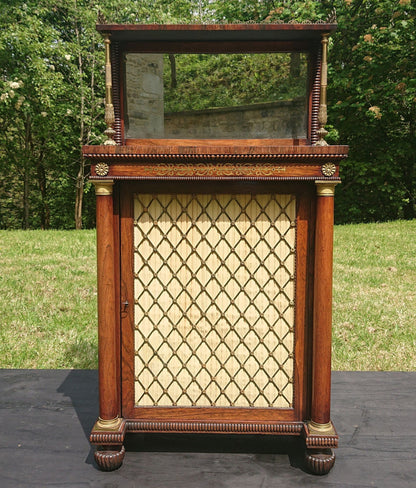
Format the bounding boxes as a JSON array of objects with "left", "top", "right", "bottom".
[
  {"left": 83, "top": 144, "right": 348, "bottom": 160},
  {"left": 84, "top": 144, "right": 347, "bottom": 181}
]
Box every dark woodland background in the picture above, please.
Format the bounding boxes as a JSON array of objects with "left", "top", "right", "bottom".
[{"left": 0, "top": 0, "right": 414, "bottom": 229}]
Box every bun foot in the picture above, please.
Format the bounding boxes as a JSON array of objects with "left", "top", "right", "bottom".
[
  {"left": 94, "top": 445, "right": 125, "bottom": 471},
  {"left": 304, "top": 448, "right": 335, "bottom": 475}
]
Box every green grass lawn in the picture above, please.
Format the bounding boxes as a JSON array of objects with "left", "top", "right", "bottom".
[
  {"left": 0, "top": 230, "right": 97, "bottom": 369},
  {"left": 0, "top": 220, "right": 415, "bottom": 370},
  {"left": 333, "top": 220, "right": 416, "bottom": 370}
]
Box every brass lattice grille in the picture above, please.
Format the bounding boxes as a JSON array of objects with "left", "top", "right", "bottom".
[{"left": 133, "top": 193, "right": 296, "bottom": 408}]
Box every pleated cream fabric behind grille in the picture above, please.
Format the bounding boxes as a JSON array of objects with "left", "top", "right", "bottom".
[{"left": 133, "top": 193, "right": 296, "bottom": 408}]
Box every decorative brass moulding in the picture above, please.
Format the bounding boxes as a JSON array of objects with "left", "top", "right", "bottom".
[
  {"left": 93, "top": 179, "right": 114, "bottom": 196},
  {"left": 135, "top": 162, "right": 287, "bottom": 178},
  {"left": 95, "top": 162, "right": 110, "bottom": 176},
  {"left": 308, "top": 420, "right": 336, "bottom": 436},
  {"left": 321, "top": 162, "right": 336, "bottom": 177},
  {"left": 93, "top": 416, "right": 123, "bottom": 432}
]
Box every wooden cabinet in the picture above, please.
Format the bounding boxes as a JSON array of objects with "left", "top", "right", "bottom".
[{"left": 83, "top": 23, "right": 348, "bottom": 474}]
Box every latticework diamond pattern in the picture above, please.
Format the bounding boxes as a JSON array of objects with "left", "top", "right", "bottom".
[{"left": 133, "top": 193, "right": 296, "bottom": 408}]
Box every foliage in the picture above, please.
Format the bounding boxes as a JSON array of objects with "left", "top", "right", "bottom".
[
  {"left": 329, "top": 0, "right": 416, "bottom": 222},
  {"left": 163, "top": 53, "right": 308, "bottom": 112},
  {"left": 0, "top": 0, "right": 414, "bottom": 227},
  {"left": 0, "top": 0, "right": 105, "bottom": 230}
]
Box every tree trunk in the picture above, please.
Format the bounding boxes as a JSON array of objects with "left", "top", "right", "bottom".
[
  {"left": 22, "top": 115, "right": 31, "bottom": 229},
  {"left": 403, "top": 118, "right": 416, "bottom": 219},
  {"left": 74, "top": 6, "right": 85, "bottom": 230},
  {"left": 75, "top": 160, "right": 84, "bottom": 230},
  {"left": 403, "top": 193, "right": 415, "bottom": 219},
  {"left": 290, "top": 52, "right": 301, "bottom": 78},
  {"left": 36, "top": 155, "right": 50, "bottom": 229},
  {"left": 23, "top": 165, "right": 29, "bottom": 230},
  {"left": 402, "top": 158, "right": 415, "bottom": 219},
  {"left": 169, "top": 54, "right": 177, "bottom": 88}
]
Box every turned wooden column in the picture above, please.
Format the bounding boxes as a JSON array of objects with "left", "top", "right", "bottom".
[
  {"left": 310, "top": 181, "right": 338, "bottom": 429},
  {"left": 94, "top": 180, "right": 119, "bottom": 422}
]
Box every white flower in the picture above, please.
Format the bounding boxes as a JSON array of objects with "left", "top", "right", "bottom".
[
  {"left": 66, "top": 109, "right": 72, "bottom": 115},
  {"left": 15, "top": 96, "right": 25, "bottom": 110},
  {"left": 9, "top": 90, "right": 15, "bottom": 98},
  {"left": 9, "top": 81, "right": 20, "bottom": 89},
  {"left": 0, "top": 93, "right": 9, "bottom": 102},
  {"left": 368, "top": 106, "right": 382, "bottom": 119},
  {"left": 64, "top": 54, "right": 71, "bottom": 61},
  {"left": 41, "top": 112, "right": 47, "bottom": 117}
]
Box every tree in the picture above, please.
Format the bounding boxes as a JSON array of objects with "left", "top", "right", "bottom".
[
  {"left": 0, "top": 3, "right": 74, "bottom": 228},
  {"left": 0, "top": 1, "right": 106, "bottom": 229},
  {"left": 44, "top": 1, "right": 106, "bottom": 229},
  {"left": 329, "top": 0, "right": 416, "bottom": 222},
  {"left": 1, "top": 0, "right": 414, "bottom": 227},
  {"left": 0, "top": 0, "right": 198, "bottom": 229}
]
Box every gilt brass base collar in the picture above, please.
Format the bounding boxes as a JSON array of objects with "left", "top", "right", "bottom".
[
  {"left": 308, "top": 420, "right": 336, "bottom": 435},
  {"left": 93, "top": 416, "right": 123, "bottom": 432}
]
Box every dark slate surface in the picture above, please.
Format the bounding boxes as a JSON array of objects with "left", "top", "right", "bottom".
[{"left": 0, "top": 370, "right": 415, "bottom": 487}]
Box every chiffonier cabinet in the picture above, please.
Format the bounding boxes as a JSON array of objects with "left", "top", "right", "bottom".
[{"left": 83, "top": 22, "right": 348, "bottom": 474}]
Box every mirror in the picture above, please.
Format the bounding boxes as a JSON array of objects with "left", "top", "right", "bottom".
[{"left": 124, "top": 52, "right": 308, "bottom": 139}]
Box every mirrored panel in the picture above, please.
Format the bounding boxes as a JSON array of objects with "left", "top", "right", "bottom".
[{"left": 124, "top": 52, "right": 308, "bottom": 139}]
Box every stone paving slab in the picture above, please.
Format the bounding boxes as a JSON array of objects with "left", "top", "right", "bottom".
[{"left": 0, "top": 370, "right": 414, "bottom": 488}]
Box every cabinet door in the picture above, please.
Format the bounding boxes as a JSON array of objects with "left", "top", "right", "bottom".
[{"left": 120, "top": 182, "right": 314, "bottom": 425}]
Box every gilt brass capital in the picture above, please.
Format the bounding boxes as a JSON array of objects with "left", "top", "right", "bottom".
[
  {"left": 315, "top": 181, "right": 339, "bottom": 197},
  {"left": 93, "top": 179, "right": 114, "bottom": 196}
]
